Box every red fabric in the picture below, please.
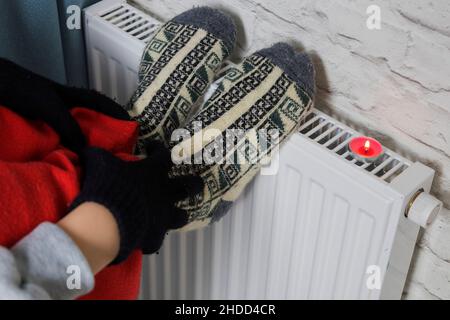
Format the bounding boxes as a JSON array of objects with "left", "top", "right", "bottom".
[{"left": 0, "top": 106, "right": 142, "bottom": 300}]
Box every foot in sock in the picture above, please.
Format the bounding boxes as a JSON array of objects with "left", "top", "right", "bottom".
[
  {"left": 126, "top": 7, "right": 236, "bottom": 149},
  {"left": 170, "top": 43, "right": 316, "bottom": 230}
]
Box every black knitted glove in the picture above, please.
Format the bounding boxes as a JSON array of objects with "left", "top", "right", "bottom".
[
  {"left": 0, "top": 58, "right": 130, "bottom": 154},
  {"left": 70, "top": 142, "right": 202, "bottom": 263}
]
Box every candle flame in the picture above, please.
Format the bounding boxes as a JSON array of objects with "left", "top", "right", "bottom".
[{"left": 364, "top": 140, "right": 370, "bottom": 152}]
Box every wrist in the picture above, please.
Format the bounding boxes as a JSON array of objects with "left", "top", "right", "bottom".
[{"left": 58, "top": 202, "right": 120, "bottom": 273}]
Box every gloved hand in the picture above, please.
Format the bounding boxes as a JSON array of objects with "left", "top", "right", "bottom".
[
  {"left": 70, "top": 141, "right": 203, "bottom": 263},
  {"left": 0, "top": 58, "right": 130, "bottom": 154}
]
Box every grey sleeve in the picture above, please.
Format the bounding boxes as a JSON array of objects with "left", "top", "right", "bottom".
[{"left": 0, "top": 222, "right": 95, "bottom": 300}]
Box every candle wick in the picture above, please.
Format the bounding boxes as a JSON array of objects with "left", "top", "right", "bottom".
[{"left": 364, "top": 140, "right": 370, "bottom": 153}]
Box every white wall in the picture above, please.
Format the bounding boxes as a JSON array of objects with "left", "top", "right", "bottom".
[{"left": 131, "top": 0, "right": 450, "bottom": 299}]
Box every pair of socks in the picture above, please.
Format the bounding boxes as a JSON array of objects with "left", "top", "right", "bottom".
[{"left": 127, "top": 7, "right": 316, "bottom": 230}]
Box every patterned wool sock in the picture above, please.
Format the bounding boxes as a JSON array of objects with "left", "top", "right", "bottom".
[
  {"left": 126, "top": 7, "right": 236, "bottom": 149},
  {"left": 171, "top": 43, "right": 316, "bottom": 230}
]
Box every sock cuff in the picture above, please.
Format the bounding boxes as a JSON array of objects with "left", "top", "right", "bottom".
[
  {"left": 255, "top": 42, "right": 316, "bottom": 98},
  {"left": 172, "top": 6, "right": 236, "bottom": 55}
]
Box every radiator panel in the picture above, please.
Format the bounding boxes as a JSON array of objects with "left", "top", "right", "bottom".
[{"left": 138, "top": 133, "right": 406, "bottom": 300}]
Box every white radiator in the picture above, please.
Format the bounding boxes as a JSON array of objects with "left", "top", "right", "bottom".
[{"left": 84, "top": 0, "right": 442, "bottom": 300}]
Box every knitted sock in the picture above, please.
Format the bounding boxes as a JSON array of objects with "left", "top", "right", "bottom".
[
  {"left": 171, "top": 43, "right": 316, "bottom": 230},
  {"left": 126, "top": 7, "right": 236, "bottom": 149}
]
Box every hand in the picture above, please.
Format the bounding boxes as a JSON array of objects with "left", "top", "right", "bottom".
[
  {"left": 70, "top": 141, "right": 203, "bottom": 263},
  {"left": 0, "top": 58, "right": 130, "bottom": 154}
]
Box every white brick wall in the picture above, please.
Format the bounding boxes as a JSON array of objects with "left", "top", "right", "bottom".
[{"left": 131, "top": 0, "right": 450, "bottom": 299}]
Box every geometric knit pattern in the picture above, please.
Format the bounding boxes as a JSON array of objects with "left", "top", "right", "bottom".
[
  {"left": 127, "top": 20, "right": 231, "bottom": 149},
  {"left": 171, "top": 53, "right": 314, "bottom": 230}
]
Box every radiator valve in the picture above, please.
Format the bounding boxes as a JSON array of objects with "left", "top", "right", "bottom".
[{"left": 405, "top": 189, "right": 442, "bottom": 228}]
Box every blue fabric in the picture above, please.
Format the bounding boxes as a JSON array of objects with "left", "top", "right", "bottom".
[
  {"left": 0, "top": 0, "right": 99, "bottom": 86},
  {"left": 0, "top": 0, "right": 66, "bottom": 83},
  {"left": 58, "top": 0, "right": 100, "bottom": 87}
]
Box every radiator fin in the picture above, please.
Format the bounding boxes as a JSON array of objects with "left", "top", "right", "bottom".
[
  {"left": 98, "top": 3, "right": 160, "bottom": 43},
  {"left": 299, "top": 111, "right": 410, "bottom": 183}
]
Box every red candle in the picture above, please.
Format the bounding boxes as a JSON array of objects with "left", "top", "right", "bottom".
[{"left": 348, "top": 136, "right": 383, "bottom": 162}]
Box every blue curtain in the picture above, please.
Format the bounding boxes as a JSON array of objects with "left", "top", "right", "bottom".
[{"left": 0, "top": 0, "right": 99, "bottom": 87}]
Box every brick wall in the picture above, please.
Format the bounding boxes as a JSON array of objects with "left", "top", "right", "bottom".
[{"left": 131, "top": 0, "right": 450, "bottom": 299}]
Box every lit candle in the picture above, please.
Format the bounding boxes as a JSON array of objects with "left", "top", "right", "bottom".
[{"left": 348, "top": 136, "right": 383, "bottom": 162}]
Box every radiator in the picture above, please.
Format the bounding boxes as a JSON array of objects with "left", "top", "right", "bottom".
[{"left": 84, "top": 0, "right": 442, "bottom": 299}]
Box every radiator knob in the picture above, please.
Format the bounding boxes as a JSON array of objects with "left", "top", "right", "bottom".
[{"left": 406, "top": 191, "right": 442, "bottom": 228}]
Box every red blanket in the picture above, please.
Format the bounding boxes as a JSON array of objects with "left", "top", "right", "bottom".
[{"left": 0, "top": 105, "right": 142, "bottom": 300}]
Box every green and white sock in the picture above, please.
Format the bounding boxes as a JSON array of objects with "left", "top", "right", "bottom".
[
  {"left": 127, "top": 7, "right": 236, "bottom": 149},
  {"left": 171, "top": 43, "right": 316, "bottom": 230}
]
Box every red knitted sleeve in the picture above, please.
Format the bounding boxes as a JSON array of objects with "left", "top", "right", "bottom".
[{"left": 0, "top": 106, "right": 142, "bottom": 300}]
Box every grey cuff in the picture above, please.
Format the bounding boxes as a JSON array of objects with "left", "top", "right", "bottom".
[
  {"left": 256, "top": 43, "right": 316, "bottom": 98},
  {"left": 11, "top": 222, "right": 95, "bottom": 300},
  {"left": 172, "top": 6, "right": 236, "bottom": 55}
]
